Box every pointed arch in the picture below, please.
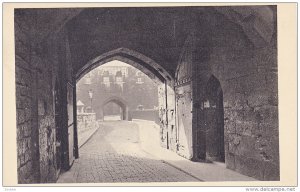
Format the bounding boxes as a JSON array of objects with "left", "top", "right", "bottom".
[
  {"left": 101, "top": 96, "right": 129, "bottom": 120},
  {"left": 76, "top": 48, "right": 174, "bottom": 86}
]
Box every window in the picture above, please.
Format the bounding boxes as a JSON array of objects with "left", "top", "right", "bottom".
[
  {"left": 136, "top": 71, "right": 142, "bottom": 76},
  {"left": 103, "top": 77, "right": 110, "bottom": 88},
  {"left": 136, "top": 77, "right": 144, "bottom": 84},
  {"left": 116, "top": 76, "right": 123, "bottom": 83}
]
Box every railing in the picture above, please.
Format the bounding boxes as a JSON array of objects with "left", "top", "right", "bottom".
[{"left": 77, "top": 112, "right": 98, "bottom": 133}]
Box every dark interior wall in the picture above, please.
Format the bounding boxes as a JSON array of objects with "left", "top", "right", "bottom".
[
  {"left": 191, "top": 11, "right": 278, "bottom": 180},
  {"left": 174, "top": 9, "right": 278, "bottom": 180},
  {"left": 15, "top": 10, "right": 74, "bottom": 183},
  {"left": 15, "top": 10, "right": 41, "bottom": 183},
  {"left": 66, "top": 7, "right": 195, "bottom": 79},
  {"left": 206, "top": 12, "right": 278, "bottom": 181}
]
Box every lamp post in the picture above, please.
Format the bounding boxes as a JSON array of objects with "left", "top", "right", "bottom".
[{"left": 88, "top": 89, "right": 93, "bottom": 112}]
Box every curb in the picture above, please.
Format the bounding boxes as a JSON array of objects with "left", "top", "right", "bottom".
[{"left": 79, "top": 127, "right": 99, "bottom": 148}]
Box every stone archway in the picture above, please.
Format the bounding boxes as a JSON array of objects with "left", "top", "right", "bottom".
[
  {"left": 101, "top": 96, "right": 129, "bottom": 121},
  {"left": 76, "top": 47, "right": 174, "bottom": 86},
  {"left": 75, "top": 47, "right": 176, "bottom": 151},
  {"left": 201, "top": 75, "right": 224, "bottom": 162}
]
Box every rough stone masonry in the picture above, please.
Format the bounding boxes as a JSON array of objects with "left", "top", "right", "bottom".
[{"left": 14, "top": 6, "right": 279, "bottom": 183}]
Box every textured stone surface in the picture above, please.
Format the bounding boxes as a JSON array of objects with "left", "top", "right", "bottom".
[
  {"left": 173, "top": 10, "right": 278, "bottom": 180},
  {"left": 15, "top": 11, "right": 74, "bottom": 183},
  {"left": 15, "top": 7, "right": 278, "bottom": 183}
]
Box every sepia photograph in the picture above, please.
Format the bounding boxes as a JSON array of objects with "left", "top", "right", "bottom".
[{"left": 2, "top": 2, "right": 298, "bottom": 188}]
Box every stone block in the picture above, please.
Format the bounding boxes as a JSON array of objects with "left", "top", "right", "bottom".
[
  {"left": 15, "top": 54, "right": 30, "bottom": 71},
  {"left": 234, "top": 155, "right": 264, "bottom": 180},
  {"left": 31, "top": 53, "right": 44, "bottom": 71},
  {"left": 263, "top": 161, "right": 280, "bottom": 181},
  {"left": 15, "top": 65, "right": 32, "bottom": 87},
  {"left": 257, "top": 135, "right": 279, "bottom": 165},
  {"left": 22, "top": 121, "right": 32, "bottom": 137},
  {"left": 266, "top": 72, "right": 278, "bottom": 94},
  {"left": 17, "top": 125, "right": 22, "bottom": 140},
  {"left": 259, "top": 106, "right": 278, "bottom": 125},
  {"left": 24, "top": 149, "right": 31, "bottom": 163},
  {"left": 267, "top": 94, "right": 278, "bottom": 106},
  {"left": 17, "top": 140, "right": 23, "bottom": 156},
  {"left": 225, "top": 152, "right": 236, "bottom": 170},
  {"left": 15, "top": 17, "right": 32, "bottom": 48},
  {"left": 23, "top": 137, "right": 30, "bottom": 153},
  {"left": 38, "top": 99, "right": 46, "bottom": 116},
  {"left": 19, "top": 161, "right": 33, "bottom": 180},
  {"left": 17, "top": 109, "right": 26, "bottom": 124},
  {"left": 253, "top": 46, "right": 277, "bottom": 69},
  {"left": 235, "top": 120, "right": 255, "bottom": 137},
  {"left": 24, "top": 107, "right": 32, "bottom": 120},
  {"left": 247, "top": 90, "right": 269, "bottom": 107},
  {"left": 237, "top": 135, "right": 261, "bottom": 159},
  {"left": 17, "top": 155, "right": 21, "bottom": 169},
  {"left": 16, "top": 94, "right": 24, "bottom": 109},
  {"left": 224, "top": 119, "right": 236, "bottom": 134},
  {"left": 244, "top": 73, "right": 268, "bottom": 92},
  {"left": 19, "top": 86, "right": 31, "bottom": 98},
  {"left": 19, "top": 154, "right": 25, "bottom": 166}
]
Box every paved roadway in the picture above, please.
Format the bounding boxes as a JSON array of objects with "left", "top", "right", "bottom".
[{"left": 57, "top": 121, "right": 198, "bottom": 183}]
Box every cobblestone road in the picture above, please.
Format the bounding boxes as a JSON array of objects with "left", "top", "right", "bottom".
[{"left": 57, "top": 121, "right": 198, "bottom": 183}]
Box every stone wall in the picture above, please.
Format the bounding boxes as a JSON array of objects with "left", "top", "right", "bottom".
[
  {"left": 15, "top": 10, "right": 74, "bottom": 183},
  {"left": 76, "top": 66, "right": 159, "bottom": 120},
  {"left": 15, "top": 10, "right": 44, "bottom": 183},
  {"left": 173, "top": 11, "right": 279, "bottom": 180},
  {"left": 129, "top": 109, "right": 159, "bottom": 124},
  {"left": 203, "top": 12, "right": 279, "bottom": 180},
  {"left": 77, "top": 113, "right": 97, "bottom": 133}
]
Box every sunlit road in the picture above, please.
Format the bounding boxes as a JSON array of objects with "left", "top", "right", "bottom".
[{"left": 57, "top": 121, "right": 198, "bottom": 183}]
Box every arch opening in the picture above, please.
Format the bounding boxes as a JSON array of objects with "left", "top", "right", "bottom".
[
  {"left": 201, "top": 75, "right": 225, "bottom": 162},
  {"left": 102, "top": 97, "right": 129, "bottom": 121},
  {"left": 76, "top": 48, "right": 174, "bottom": 87},
  {"left": 73, "top": 47, "right": 177, "bottom": 182},
  {"left": 75, "top": 55, "right": 173, "bottom": 154}
]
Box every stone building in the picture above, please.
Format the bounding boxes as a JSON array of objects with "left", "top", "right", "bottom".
[
  {"left": 76, "top": 61, "right": 159, "bottom": 120},
  {"left": 13, "top": 6, "right": 279, "bottom": 183}
]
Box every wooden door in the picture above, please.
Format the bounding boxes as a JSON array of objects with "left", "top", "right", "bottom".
[
  {"left": 54, "top": 79, "right": 62, "bottom": 176},
  {"left": 166, "top": 85, "right": 176, "bottom": 151},
  {"left": 203, "top": 76, "right": 224, "bottom": 162},
  {"left": 67, "top": 83, "right": 75, "bottom": 166},
  {"left": 158, "top": 83, "right": 168, "bottom": 148}
]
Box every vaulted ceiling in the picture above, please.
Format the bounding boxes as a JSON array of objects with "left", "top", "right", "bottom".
[{"left": 14, "top": 6, "right": 276, "bottom": 78}]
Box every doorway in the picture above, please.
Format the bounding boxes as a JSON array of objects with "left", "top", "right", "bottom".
[{"left": 202, "top": 75, "right": 225, "bottom": 162}]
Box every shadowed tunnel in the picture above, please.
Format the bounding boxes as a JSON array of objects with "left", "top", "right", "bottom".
[{"left": 14, "top": 5, "right": 279, "bottom": 183}]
